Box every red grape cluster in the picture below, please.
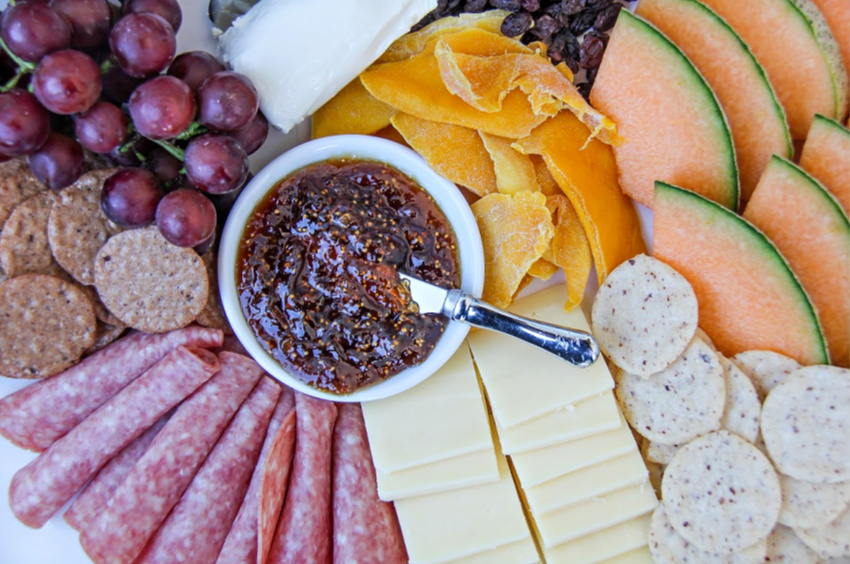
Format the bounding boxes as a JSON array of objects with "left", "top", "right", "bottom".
[{"left": 0, "top": 0, "right": 269, "bottom": 250}]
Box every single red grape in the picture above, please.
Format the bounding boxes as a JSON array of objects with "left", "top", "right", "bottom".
[
  {"left": 197, "top": 71, "right": 259, "bottom": 132},
  {"left": 75, "top": 101, "right": 128, "bottom": 153},
  {"left": 101, "top": 58, "right": 144, "bottom": 104},
  {"left": 230, "top": 111, "right": 269, "bottom": 155},
  {"left": 0, "top": 3, "right": 71, "bottom": 62},
  {"left": 128, "top": 75, "right": 196, "bottom": 139},
  {"left": 109, "top": 13, "right": 175, "bottom": 78},
  {"left": 0, "top": 89, "right": 51, "bottom": 156},
  {"left": 101, "top": 167, "right": 165, "bottom": 227},
  {"left": 155, "top": 188, "right": 217, "bottom": 247},
  {"left": 27, "top": 132, "right": 85, "bottom": 190},
  {"left": 50, "top": 0, "right": 111, "bottom": 50},
  {"left": 107, "top": 136, "right": 153, "bottom": 166},
  {"left": 32, "top": 49, "right": 102, "bottom": 115},
  {"left": 167, "top": 51, "right": 224, "bottom": 91},
  {"left": 122, "top": 0, "right": 182, "bottom": 31},
  {"left": 148, "top": 146, "right": 182, "bottom": 183},
  {"left": 184, "top": 133, "right": 249, "bottom": 194}
]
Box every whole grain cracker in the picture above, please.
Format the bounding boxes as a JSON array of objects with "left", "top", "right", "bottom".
[
  {"left": 649, "top": 504, "right": 767, "bottom": 564},
  {"left": 47, "top": 168, "right": 120, "bottom": 285},
  {"left": 591, "top": 254, "right": 698, "bottom": 377},
  {"left": 718, "top": 355, "right": 761, "bottom": 443},
  {"left": 778, "top": 474, "right": 850, "bottom": 529},
  {"left": 615, "top": 337, "right": 725, "bottom": 445},
  {"left": 74, "top": 282, "right": 125, "bottom": 328},
  {"left": 0, "top": 191, "right": 64, "bottom": 277},
  {"left": 94, "top": 227, "right": 208, "bottom": 333},
  {"left": 0, "top": 273, "right": 96, "bottom": 378},
  {"left": 765, "top": 524, "right": 821, "bottom": 564},
  {"left": 0, "top": 158, "right": 47, "bottom": 230},
  {"left": 731, "top": 350, "right": 802, "bottom": 402},
  {"left": 662, "top": 430, "right": 781, "bottom": 553},
  {"left": 795, "top": 506, "right": 850, "bottom": 559},
  {"left": 84, "top": 322, "right": 125, "bottom": 355},
  {"left": 195, "top": 250, "right": 231, "bottom": 333},
  {"left": 761, "top": 365, "right": 850, "bottom": 483}
]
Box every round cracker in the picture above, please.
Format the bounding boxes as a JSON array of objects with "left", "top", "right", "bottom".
[
  {"left": 615, "top": 336, "right": 725, "bottom": 444},
  {"left": 778, "top": 474, "right": 850, "bottom": 529},
  {"left": 732, "top": 350, "right": 801, "bottom": 402},
  {"left": 0, "top": 158, "right": 47, "bottom": 230},
  {"left": 761, "top": 365, "right": 850, "bottom": 483},
  {"left": 195, "top": 250, "right": 231, "bottom": 333},
  {"left": 765, "top": 524, "right": 821, "bottom": 564},
  {"left": 718, "top": 355, "right": 761, "bottom": 443},
  {"left": 662, "top": 430, "right": 781, "bottom": 553},
  {"left": 0, "top": 191, "right": 64, "bottom": 277},
  {"left": 642, "top": 440, "right": 680, "bottom": 465},
  {"left": 47, "top": 168, "right": 120, "bottom": 285},
  {"left": 591, "top": 254, "right": 698, "bottom": 376},
  {"left": 796, "top": 506, "right": 850, "bottom": 559},
  {"left": 649, "top": 504, "right": 767, "bottom": 564},
  {"left": 74, "top": 282, "right": 125, "bottom": 328},
  {"left": 0, "top": 273, "right": 96, "bottom": 378},
  {"left": 94, "top": 227, "right": 208, "bottom": 333},
  {"left": 84, "top": 322, "right": 126, "bottom": 355}
]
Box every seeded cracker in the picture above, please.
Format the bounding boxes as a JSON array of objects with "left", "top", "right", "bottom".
[
  {"left": 195, "top": 251, "right": 231, "bottom": 333},
  {"left": 75, "top": 282, "right": 125, "bottom": 328},
  {"left": 94, "top": 227, "right": 208, "bottom": 333},
  {"left": 0, "top": 158, "right": 47, "bottom": 231},
  {"left": 662, "top": 431, "right": 781, "bottom": 553},
  {"left": 84, "top": 322, "right": 125, "bottom": 355},
  {"left": 0, "top": 191, "right": 65, "bottom": 277},
  {"left": 0, "top": 274, "right": 96, "bottom": 379},
  {"left": 765, "top": 524, "right": 821, "bottom": 564},
  {"left": 777, "top": 474, "right": 850, "bottom": 529},
  {"left": 795, "top": 506, "right": 850, "bottom": 559},
  {"left": 615, "top": 336, "right": 725, "bottom": 445},
  {"left": 731, "top": 349, "right": 801, "bottom": 402},
  {"left": 591, "top": 253, "right": 698, "bottom": 377},
  {"left": 761, "top": 365, "right": 850, "bottom": 483},
  {"left": 642, "top": 440, "right": 680, "bottom": 465},
  {"left": 47, "top": 169, "right": 120, "bottom": 285},
  {"left": 718, "top": 355, "right": 761, "bottom": 443}
]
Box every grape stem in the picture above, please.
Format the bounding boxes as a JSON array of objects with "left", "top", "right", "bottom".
[
  {"left": 0, "top": 35, "right": 35, "bottom": 93},
  {"left": 151, "top": 138, "right": 185, "bottom": 161},
  {"left": 176, "top": 121, "right": 208, "bottom": 141}
]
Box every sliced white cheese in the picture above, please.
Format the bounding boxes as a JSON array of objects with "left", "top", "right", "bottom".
[
  {"left": 376, "top": 447, "right": 499, "bottom": 501},
  {"left": 451, "top": 537, "right": 541, "bottom": 564},
  {"left": 524, "top": 450, "right": 649, "bottom": 516},
  {"left": 509, "top": 411, "right": 636, "bottom": 488},
  {"left": 396, "top": 451, "right": 533, "bottom": 564},
  {"left": 543, "top": 513, "right": 651, "bottom": 564},
  {"left": 362, "top": 344, "right": 494, "bottom": 473},
  {"left": 219, "top": 0, "right": 436, "bottom": 132},
  {"left": 494, "top": 391, "right": 621, "bottom": 455},
  {"left": 596, "top": 546, "right": 655, "bottom": 564},
  {"left": 468, "top": 286, "right": 614, "bottom": 430},
  {"left": 533, "top": 481, "right": 658, "bottom": 548}
]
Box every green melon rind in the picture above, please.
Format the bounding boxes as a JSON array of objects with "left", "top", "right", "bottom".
[
  {"left": 618, "top": 10, "right": 740, "bottom": 211},
  {"left": 654, "top": 181, "right": 829, "bottom": 364},
  {"left": 811, "top": 112, "right": 850, "bottom": 137},
  {"left": 764, "top": 153, "right": 850, "bottom": 226}
]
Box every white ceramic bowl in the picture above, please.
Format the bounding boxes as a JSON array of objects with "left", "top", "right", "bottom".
[{"left": 219, "top": 135, "right": 485, "bottom": 402}]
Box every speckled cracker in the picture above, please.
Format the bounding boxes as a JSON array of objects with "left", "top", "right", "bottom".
[
  {"left": 615, "top": 337, "right": 725, "bottom": 445},
  {"left": 0, "top": 273, "right": 96, "bottom": 378},
  {"left": 94, "top": 227, "right": 208, "bottom": 333},
  {"left": 0, "top": 158, "right": 47, "bottom": 230},
  {"left": 761, "top": 365, "right": 850, "bottom": 483},
  {"left": 663, "top": 431, "right": 781, "bottom": 553},
  {"left": 732, "top": 350, "right": 801, "bottom": 402},
  {"left": 195, "top": 251, "right": 231, "bottom": 333},
  {"left": 796, "top": 506, "right": 850, "bottom": 559},
  {"left": 649, "top": 504, "right": 767, "bottom": 564},
  {"left": 48, "top": 168, "right": 120, "bottom": 285},
  {"left": 591, "top": 254, "right": 698, "bottom": 377},
  {"left": 0, "top": 191, "right": 64, "bottom": 277},
  {"left": 719, "top": 355, "right": 761, "bottom": 443},
  {"left": 778, "top": 474, "right": 850, "bottom": 529},
  {"left": 642, "top": 440, "right": 680, "bottom": 465},
  {"left": 765, "top": 524, "right": 821, "bottom": 564}
]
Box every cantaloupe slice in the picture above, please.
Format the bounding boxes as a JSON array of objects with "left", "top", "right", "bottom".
[
  {"left": 742, "top": 155, "right": 849, "bottom": 367},
  {"left": 636, "top": 0, "right": 792, "bottom": 202},
  {"left": 700, "top": 0, "right": 849, "bottom": 139},
  {"left": 589, "top": 10, "right": 739, "bottom": 211},
  {"left": 799, "top": 114, "right": 850, "bottom": 214},
  {"left": 653, "top": 182, "right": 829, "bottom": 366},
  {"left": 811, "top": 0, "right": 850, "bottom": 77}
]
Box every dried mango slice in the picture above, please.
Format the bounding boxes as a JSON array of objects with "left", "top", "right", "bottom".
[
  {"left": 514, "top": 110, "right": 646, "bottom": 281},
  {"left": 391, "top": 113, "right": 498, "bottom": 197},
  {"left": 373, "top": 125, "right": 409, "bottom": 146},
  {"left": 479, "top": 132, "right": 538, "bottom": 195},
  {"left": 472, "top": 191, "right": 554, "bottom": 307},
  {"left": 546, "top": 194, "right": 593, "bottom": 309},
  {"left": 311, "top": 78, "right": 394, "bottom": 139},
  {"left": 527, "top": 257, "right": 559, "bottom": 280},
  {"left": 531, "top": 155, "right": 561, "bottom": 197}
]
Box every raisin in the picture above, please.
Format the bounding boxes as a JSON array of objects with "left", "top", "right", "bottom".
[
  {"left": 564, "top": 56, "right": 580, "bottom": 74},
  {"left": 569, "top": 9, "right": 598, "bottom": 35},
  {"left": 490, "top": 0, "right": 522, "bottom": 10},
  {"left": 585, "top": 65, "right": 598, "bottom": 83},
  {"left": 594, "top": 3, "right": 621, "bottom": 31},
  {"left": 529, "top": 13, "right": 560, "bottom": 39},
  {"left": 463, "top": 0, "right": 489, "bottom": 10},
  {"left": 436, "top": 0, "right": 463, "bottom": 15},
  {"left": 501, "top": 10, "right": 534, "bottom": 37},
  {"left": 579, "top": 33, "right": 605, "bottom": 69},
  {"left": 560, "top": 0, "right": 587, "bottom": 16},
  {"left": 520, "top": 0, "right": 541, "bottom": 11},
  {"left": 587, "top": 0, "right": 612, "bottom": 8},
  {"left": 543, "top": 4, "right": 570, "bottom": 26}
]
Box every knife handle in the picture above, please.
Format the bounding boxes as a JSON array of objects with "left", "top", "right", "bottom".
[{"left": 445, "top": 291, "right": 600, "bottom": 367}]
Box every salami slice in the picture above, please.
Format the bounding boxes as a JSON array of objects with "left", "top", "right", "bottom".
[
  {"left": 216, "top": 386, "right": 296, "bottom": 564},
  {"left": 0, "top": 326, "right": 224, "bottom": 451},
  {"left": 332, "top": 403, "right": 407, "bottom": 564},
  {"left": 9, "top": 346, "right": 220, "bottom": 528},
  {"left": 64, "top": 415, "right": 168, "bottom": 531},
  {"left": 80, "top": 352, "right": 264, "bottom": 564},
  {"left": 136, "top": 377, "right": 282, "bottom": 564},
  {"left": 266, "top": 393, "right": 338, "bottom": 564}
]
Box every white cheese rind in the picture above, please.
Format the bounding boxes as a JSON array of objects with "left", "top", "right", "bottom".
[
  {"left": 376, "top": 447, "right": 499, "bottom": 501},
  {"left": 543, "top": 513, "right": 652, "bottom": 564}
]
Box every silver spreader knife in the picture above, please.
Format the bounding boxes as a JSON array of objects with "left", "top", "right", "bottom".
[{"left": 400, "top": 273, "right": 600, "bottom": 367}]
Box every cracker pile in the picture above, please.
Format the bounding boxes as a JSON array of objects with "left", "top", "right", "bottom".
[
  {"left": 591, "top": 253, "right": 850, "bottom": 563},
  {"left": 0, "top": 159, "right": 228, "bottom": 379}
]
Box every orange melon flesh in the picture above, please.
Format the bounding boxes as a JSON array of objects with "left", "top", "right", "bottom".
[
  {"left": 799, "top": 114, "right": 850, "bottom": 215},
  {"left": 654, "top": 182, "right": 828, "bottom": 366},
  {"left": 742, "top": 156, "right": 849, "bottom": 367},
  {"left": 700, "top": 0, "right": 848, "bottom": 139},
  {"left": 636, "top": 0, "right": 792, "bottom": 202},
  {"left": 811, "top": 0, "right": 850, "bottom": 80},
  {"left": 589, "top": 10, "right": 739, "bottom": 211}
]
